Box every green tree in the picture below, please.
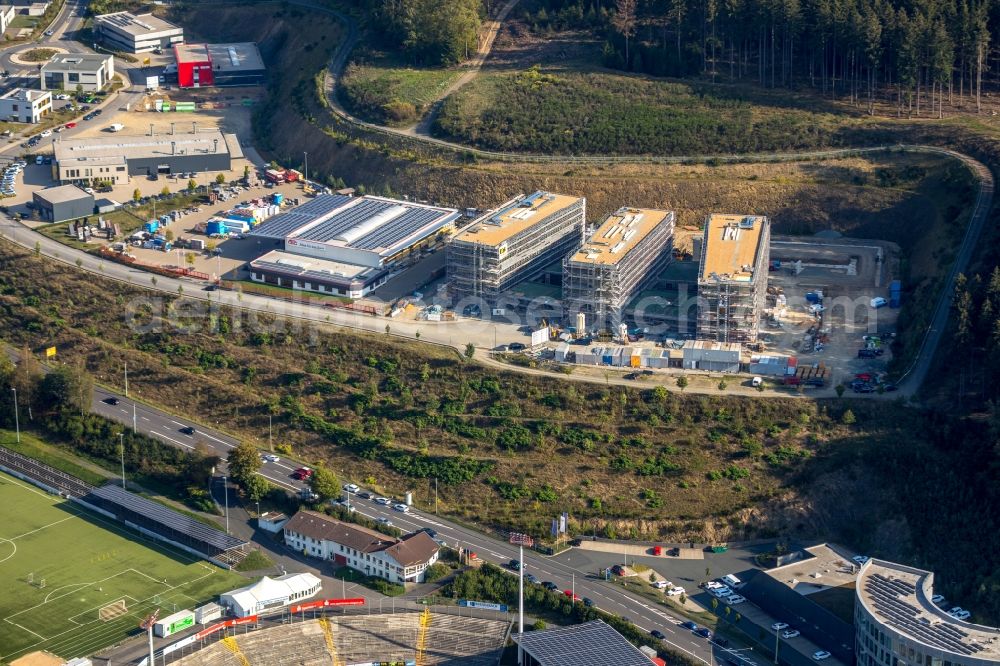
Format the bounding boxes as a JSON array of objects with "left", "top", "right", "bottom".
[
  {"left": 842, "top": 409, "right": 856, "bottom": 425},
  {"left": 244, "top": 474, "right": 271, "bottom": 504},
  {"left": 835, "top": 384, "right": 845, "bottom": 398},
  {"left": 215, "top": 173, "right": 226, "bottom": 185},
  {"left": 185, "top": 252, "right": 195, "bottom": 267},
  {"left": 718, "top": 378, "right": 727, "bottom": 391},
  {"left": 676, "top": 376, "right": 688, "bottom": 391},
  {"left": 464, "top": 342, "right": 476, "bottom": 359},
  {"left": 160, "top": 185, "right": 170, "bottom": 196},
  {"left": 227, "top": 440, "right": 262, "bottom": 489},
  {"left": 36, "top": 364, "right": 92, "bottom": 414},
  {"left": 132, "top": 188, "right": 141, "bottom": 202},
  {"left": 187, "top": 179, "right": 197, "bottom": 191},
  {"left": 309, "top": 465, "right": 340, "bottom": 501},
  {"left": 402, "top": 0, "right": 480, "bottom": 65}
]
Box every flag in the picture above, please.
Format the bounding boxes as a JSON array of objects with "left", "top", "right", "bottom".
[
  {"left": 559, "top": 513, "right": 567, "bottom": 534},
  {"left": 550, "top": 519, "right": 558, "bottom": 538},
  {"left": 45, "top": 346, "right": 56, "bottom": 358}
]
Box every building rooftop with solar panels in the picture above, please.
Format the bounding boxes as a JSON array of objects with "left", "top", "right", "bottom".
[
  {"left": 512, "top": 620, "right": 659, "bottom": 666},
  {"left": 94, "top": 11, "right": 184, "bottom": 53},
  {"left": 249, "top": 194, "right": 460, "bottom": 268},
  {"left": 856, "top": 560, "right": 1000, "bottom": 666}
]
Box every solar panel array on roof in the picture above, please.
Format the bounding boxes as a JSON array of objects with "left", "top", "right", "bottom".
[
  {"left": 249, "top": 195, "right": 352, "bottom": 240},
  {"left": 513, "top": 620, "right": 653, "bottom": 666},
  {"left": 865, "top": 574, "right": 982, "bottom": 655},
  {"left": 84, "top": 484, "right": 247, "bottom": 553},
  {"left": 294, "top": 198, "right": 451, "bottom": 250}
]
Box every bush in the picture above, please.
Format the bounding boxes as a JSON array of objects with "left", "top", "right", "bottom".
[{"left": 424, "top": 562, "right": 449, "bottom": 582}]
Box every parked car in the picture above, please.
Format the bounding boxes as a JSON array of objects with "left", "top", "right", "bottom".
[
  {"left": 392, "top": 502, "right": 409, "bottom": 512},
  {"left": 343, "top": 483, "right": 360, "bottom": 493},
  {"left": 782, "top": 630, "right": 800, "bottom": 639},
  {"left": 563, "top": 590, "right": 580, "bottom": 601},
  {"left": 582, "top": 597, "right": 593, "bottom": 607},
  {"left": 681, "top": 621, "right": 698, "bottom": 631},
  {"left": 772, "top": 622, "right": 789, "bottom": 631},
  {"left": 509, "top": 342, "right": 526, "bottom": 352},
  {"left": 507, "top": 559, "right": 522, "bottom": 571},
  {"left": 357, "top": 491, "right": 373, "bottom": 500},
  {"left": 726, "top": 595, "right": 746, "bottom": 604},
  {"left": 695, "top": 628, "right": 712, "bottom": 639},
  {"left": 813, "top": 652, "right": 832, "bottom": 661},
  {"left": 542, "top": 582, "right": 558, "bottom": 591},
  {"left": 653, "top": 581, "right": 669, "bottom": 589},
  {"left": 375, "top": 517, "right": 392, "bottom": 526},
  {"left": 524, "top": 573, "right": 538, "bottom": 584},
  {"left": 375, "top": 496, "right": 391, "bottom": 505},
  {"left": 667, "top": 586, "right": 686, "bottom": 596},
  {"left": 931, "top": 594, "right": 946, "bottom": 605}
]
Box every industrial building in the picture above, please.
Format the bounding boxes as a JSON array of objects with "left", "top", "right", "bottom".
[
  {"left": 562, "top": 206, "right": 675, "bottom": 332},
  {"left": 0, "top": 88, "right": 51, "bottom": 123},
  {"left": 448, "top": 191, "right": 585, "bottom": 307},
  {"left": 248, "top": 194, "right": 458, "bottom": 298},
  {"left": 513, "top": 620, "right": 662, "bottom": 666},
  {"left": 283, "top": 511, "right": 441, "bottom": 584},
  {"left": 94, "top": 11, "right": 184, "bottom": 53},
  {"left": 41, "top": 53, "right": 115, "bottom": 92},
  {"left": 174, "top": 42, "right": 265, "bottom": 88},
  {"left": 856, "top": 560, "right": 1000, "bottom": 666},
  {"left": 32, "top": 184, "right": 94, "bottom": 223},
  {"left": 696, "top": 214, "right": 770, "bottom": 344},
  {"left": 53, "top": 129, "right": 242, "bottom": 185},
  {"left": 0, "top": 5, "right": 15, "bottom": 35}
]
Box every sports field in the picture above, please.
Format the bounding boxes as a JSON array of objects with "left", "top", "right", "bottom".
[{"left": 0, "top": 471, "right": 245, "bottom": 662}]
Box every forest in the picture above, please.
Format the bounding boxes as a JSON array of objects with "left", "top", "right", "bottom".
[
  {"left": 522, "top": 0, "right": 996, "bottom": 115},
  {"left": 359, "top": 0, "right": 482, "bottom": 65}
]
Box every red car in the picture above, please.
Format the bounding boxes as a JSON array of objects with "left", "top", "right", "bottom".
[
  {"left": 292, "top": 467, "right": 313, "bottom": 480},
  {"left": 563, "top": 590, "right": 581, "bottom": 601},
  {"left": 64, "top": 122, "right": 76, "bottom": 129}
]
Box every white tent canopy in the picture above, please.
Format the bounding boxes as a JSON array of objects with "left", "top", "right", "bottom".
[{"left": 219, "top": 573, "right": 321, "bottom": 617}]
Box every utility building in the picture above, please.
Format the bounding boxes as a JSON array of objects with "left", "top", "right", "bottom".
[
  {"left": 94, "top": 12, "right": 183, "bottom": 53},
  {"left": 448, "top": 191, "right": 585, "bottom": 307},
  {"left": 562, "top": 206, "right": 675, "bottom": 332},
  {"left": 173, "top": 42, "right": 265, "bottom": 88},
  {"left": 41, "top": 53, "right": 115, "bottom": 92},
  {"left": 696, "top": 214, "right": 770, "bottom": 344}
]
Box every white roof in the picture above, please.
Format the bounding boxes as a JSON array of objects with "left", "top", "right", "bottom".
[{"left": 221, "top": 573, "right": 320, "bottom": 610}]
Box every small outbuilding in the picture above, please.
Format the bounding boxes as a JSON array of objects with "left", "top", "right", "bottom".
[{"left": 32, "top": 185, "right": 94, "bottom": 223}]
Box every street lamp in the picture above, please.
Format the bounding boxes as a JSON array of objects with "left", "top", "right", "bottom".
[
  {"left": 11, "top": 388, "right": 19, "bottom": 444},
  {"left": 222, "top": 474, "right": 229, "bottom": 534},
  {"left": 509, "top": 533, "right": 534, "bottom": 666},
  {"left": 118, "top": 432, "right": 125, "bottom": 488}
]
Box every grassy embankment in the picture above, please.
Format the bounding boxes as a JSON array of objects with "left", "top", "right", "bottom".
[{"left": 340, "top": 57, "right": 462, "bottom": 127}]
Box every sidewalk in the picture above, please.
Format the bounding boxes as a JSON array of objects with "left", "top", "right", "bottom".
[{"left": 575, "top": 540, "right": 705, "bottom": 560}]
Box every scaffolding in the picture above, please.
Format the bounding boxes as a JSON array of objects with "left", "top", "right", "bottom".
[
  {"left": 696, "top": 214, "right": 770, "bottom": 343},
  {"left": 562, "top": 208, "right": 675, "bottom": 333},
  {"left": 448, "top": 192, "right": 585, "bottom": 307}
]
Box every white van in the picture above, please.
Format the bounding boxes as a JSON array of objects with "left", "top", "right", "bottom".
[
  {"left": 722, "top": 574, "right": 742, "bottom": 588},
  {"left": 107, "top": 123, "right": 125, "bottom": 132}
]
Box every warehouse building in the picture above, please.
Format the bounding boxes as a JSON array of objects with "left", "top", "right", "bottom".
[
  {"left": 696, "top": 214, "right": 770, "bottom": 344},
  {"left": 0, "top": 88, "right": 51, "bottom": 123},
  {"left": 513, "top": 620, "right": 660, "bottom": 666},
  {"left": 856, "top": 560, "right": 1000, "bottom": 666},
  {"left": 562, "top": 206, "right": 675, "bottom": 332},
  {"left": 174, "top": 42, "right": 265, "bottom": 88},
  {"left": 248, "top": 194, "right": 458, "bottom": 297},
  {"left": 42, "top": 53, "right": 115, "bottom": 92},
  {"left": 283, "top": 511, "right": 441, "bottom": 584},
  {"left": 32, "top": 184, "right": 94, "bottom": 223},
  {"left": 95, "top": 11, "right": 183, "bottom": 53},
  {"left": 53, "top": 130, "right": 242, "bottom": 185},
  {"left": 448, "top": 191, "right": 585, "bottom": 307},
  {"left": 219, "top": 573, "right": 322, "bottom": 618}
]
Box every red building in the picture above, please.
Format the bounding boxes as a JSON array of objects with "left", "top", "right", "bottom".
[{"left": 173, "top": 43, "right": 213, "bottom": 88}]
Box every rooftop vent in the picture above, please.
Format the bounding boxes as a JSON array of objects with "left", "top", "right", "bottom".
[{"left": 739, "top": 216, "right": 756, "bottom": 229}]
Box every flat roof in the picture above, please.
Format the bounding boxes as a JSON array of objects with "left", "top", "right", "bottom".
[
  {"left": 207, "top": 43, "right": 264, "bottom": 72},
  {"left": 174, "top": 43, "right": 209, "bottom": 63},
  {"left": 54, "top": 130, "right": 242, "bottom": 164},
  {"left": 858, "top": 560, "right": 1000, "bottom": 659},
  {"left": 42, "top": 53, "right": 113, "bottom": 73},
  {"left": 682, "top": 340, "right": 742, "bottom": 353},
  {"left": 250, "top": 250, "right": 380, "bottom": 282},
  {"left": 250, "top": 194, "right": 459, "bottom": 259},
  {"left": 454, "top": 191, "right": 583, "bottom": 247},
  {"left": 34, "top": 184, "right": 93, "bottom": 205},
  {"left": 568, "top": 207, "right": 672, "bottom": 266},
  {"left": 699, "top": 213, "right": 768, "bottom": 282},
  {"left": 512, "top": 620, "right": 653, "bottom": 666},
  {"left": 95, "top": 11, "right": 181, "bottom": 37},
  {"left": 1, "top": 88, "right": 49, "bottom": 102},
  {"left": 767, "top": 544, "right": 861, "bottom": 595}
]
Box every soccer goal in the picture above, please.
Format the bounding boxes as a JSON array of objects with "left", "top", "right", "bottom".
[{"left": 99, "top": 599, "right": 128, "bottom": 622}]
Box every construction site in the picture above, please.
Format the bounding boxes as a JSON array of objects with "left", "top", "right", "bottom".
[{"left": 562, "top": 206, "right": 676, "bottom": 332}]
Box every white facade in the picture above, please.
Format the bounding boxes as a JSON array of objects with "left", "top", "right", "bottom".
[
  {"left": 42, "top": 54, "right": 116, "bottom": 92},
  {"left": 0, "top": 6, "right": 15, "bottom": 35},
  {"left": 219, "top": 573, "right": 321, "bottom": 618},
  {"left": 0, "top": 88, "right": 51, "bottom": 123},
  {"left": 95, "top": 12, "right": 184, "bottom": 53}
]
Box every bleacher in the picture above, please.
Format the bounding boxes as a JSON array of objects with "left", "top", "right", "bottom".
[
  {"left": 0, "top": 445, "right": 93, "bottom": 497},
  {"left": 169, "top": 611, "right": 511, "bottom": 666}
]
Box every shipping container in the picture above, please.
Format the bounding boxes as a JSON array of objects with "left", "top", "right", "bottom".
[
  {"left": 144, "top": 220, "right": 159, "bottom": 233},
  {"left": 154, "top": 609, "right": 195, "bottom": 638}
]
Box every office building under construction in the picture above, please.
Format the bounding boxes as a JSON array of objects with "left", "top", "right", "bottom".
[
  {"left": 448, "top": 191, "right": 585, "bottom": 306},
  {"left": 562, "top": 206, "right": 676, "bottom": 332},
  {"left": 696, "top": 214, "right": 770, "bottom": 344}
]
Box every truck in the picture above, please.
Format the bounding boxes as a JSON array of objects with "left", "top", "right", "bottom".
[
  {"left": 264, "top": 169, "right": 285, "bottom": 184},
  {"left": 153, "top": 609, "right": 195, "bottom": 638},
  {"left": 107, "top": 123, "right": 125, "bottom": 132}
]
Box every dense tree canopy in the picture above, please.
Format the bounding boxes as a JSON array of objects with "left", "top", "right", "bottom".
[
  {"left": 524, "top": 0, "right": 995, "bottom": 114},
  {"left": 365, "top": 0, "right": 482, "bottom": 65}
]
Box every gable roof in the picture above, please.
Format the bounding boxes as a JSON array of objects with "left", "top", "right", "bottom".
[
  {"left": 284, "top": 510, "right": 393, "bottom": 553},
  {"left": 385, "top": 530, "right": 440, "bottom": 567},
  {"left": 284, "top": 510, "right": 439, "bottom": 565}
]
